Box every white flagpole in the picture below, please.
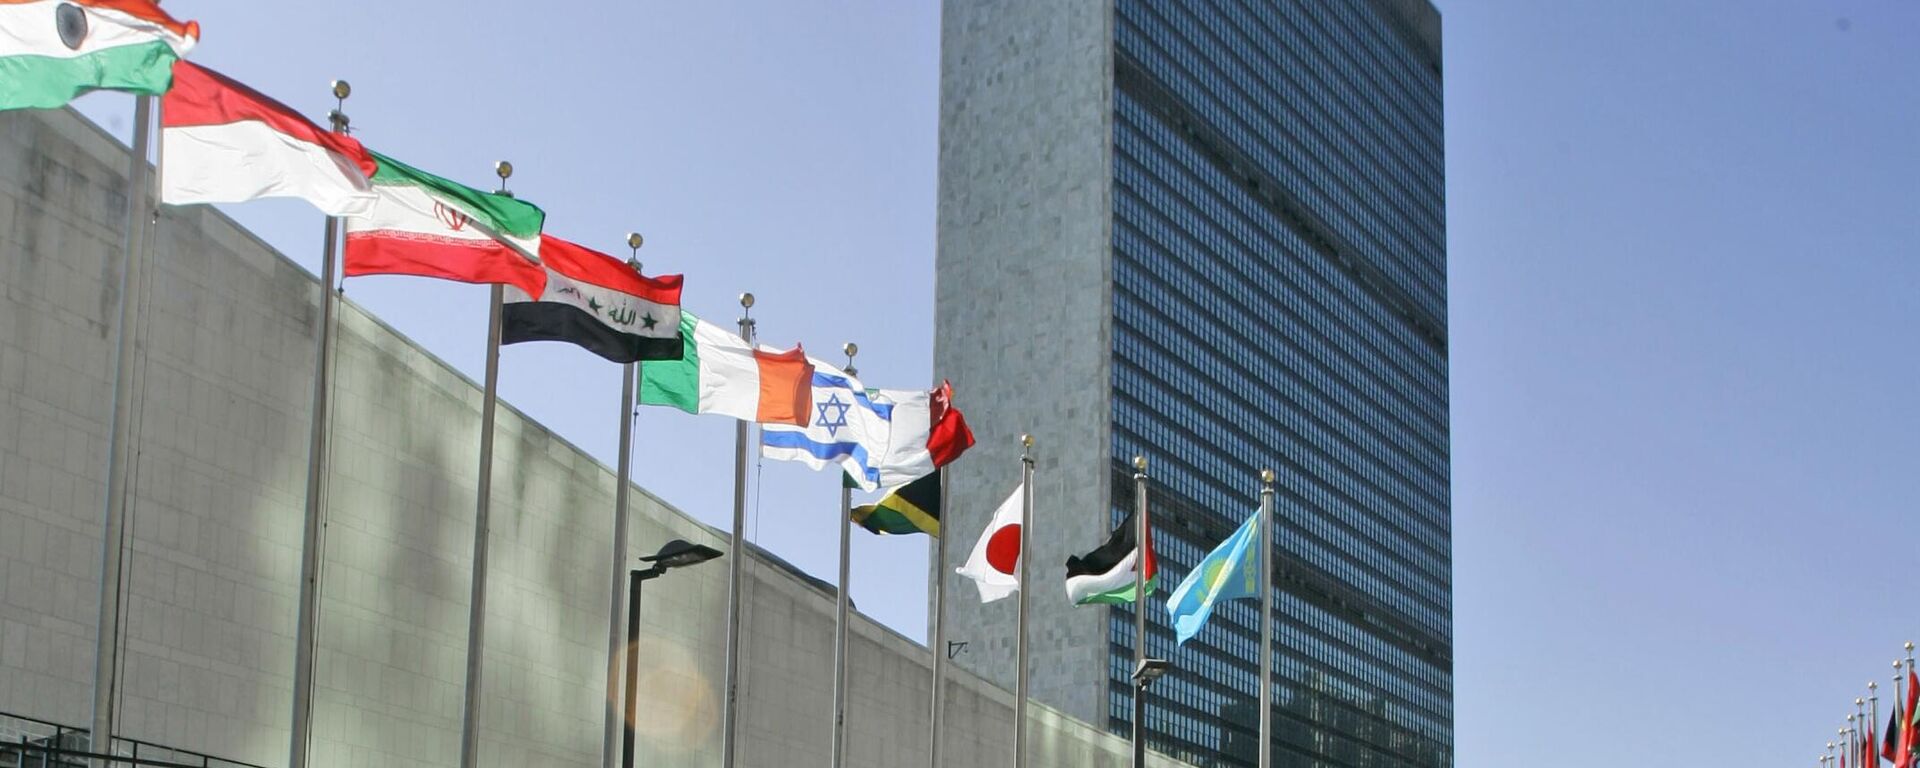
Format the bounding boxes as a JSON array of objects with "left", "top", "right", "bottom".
[
  {"left": 926, "top": 465, "right": 950, "bottom": 768},
  {"left": 288, "top": 80, "right": 353, "bottom": 768},
  {"left": 455, "top": 161, "right": 516, "bottom": 768},
  {"left": 830, "top": 345, "right": 859, "bottom": 768},
  {"left": 1257, "top": 469, "right": 1276, "bottom": 768},
  {"left": 91, "top": 91, "right": 157, "bottom": 764},
  {"left": 720, "top": 292, "right": 757, "bottom": 768},
  {"left": 1014, "top": 435, "right": 1034, "bottom": 768},
  {"left": 1129, "top": 456, "right": 1148, "bottom": 768},
  {"left": 601, "top": 233, "right": 645, "bottom": 768}
]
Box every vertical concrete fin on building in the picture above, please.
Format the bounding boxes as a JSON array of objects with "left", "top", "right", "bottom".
[{"left": 933, "top": 0, "right": 1118, "bottom": 727}]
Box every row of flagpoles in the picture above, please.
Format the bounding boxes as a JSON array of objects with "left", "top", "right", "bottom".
[
  {"left": 5, "top": 3, "right": 1327, "bottom": 768},
  {"left": 1822, "top": 645, "right": 1919, "bottom": 768}
]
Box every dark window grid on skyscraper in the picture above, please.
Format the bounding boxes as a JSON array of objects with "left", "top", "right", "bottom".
[
  {"left": 1110, "top": 404, "right": 1450, "bottom": 639},
  {"left": 1128, "top": 0, "right": 1446, "bottom": 225},
  {"left": 1121, "top": 521, "right": 1452, "bottom": 722},
  {"left": 1121, "top": 6, "right": 1443, "bottom": 270},
  {"left": 1116, "top": 9, "right": 1447, "bottom": 321},
  {"left": 1113, "top": 106, "right": 1451, "bottom": 468},
  {"left": 1115, "top": 97, "right": 1448, "bottom": 433},
  {"left": 1111, "top": 220, "right": 1452, "bottom": 543},
  {"left": 1111, "top": 380, "right": 1452, "bottom": 621},
  {"left": 1111, "top": 191, "right": 1450, "bottom": 492},
  {"left": 1108, "top": 249, "right": 1451, "bottom": 562},
  {"left": 1110, "top": 365, "right": 1447, "bottom": 580},
  {"left": 1103, "top": 592, "right": 1454, "bottom": 736},
  {"left": 1105, "top": 437, "right": 1443, "bottom": 672},
  {"left": 1144, "top": 0, "right": 1447, "bottom": 254},
  {"left": 1110, "top": 347, "right": 1451, "bottom": 608},
  {"left": 1112, "top": 42, "right": 1446, "bottom": 330},
  {"left": 1104, "top": 604, "right": 1452, "bottom": 768}
]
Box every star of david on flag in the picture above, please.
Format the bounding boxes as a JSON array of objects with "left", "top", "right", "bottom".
[{"left": 760, "top": 362, "right": 894, "bottom": 490}]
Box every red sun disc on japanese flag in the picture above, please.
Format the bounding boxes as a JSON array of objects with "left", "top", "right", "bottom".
[{"left": 985, "top": 524, "right": 1022, "bottom": 574}]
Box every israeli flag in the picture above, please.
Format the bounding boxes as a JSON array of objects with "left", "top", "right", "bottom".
[{"left": 759, "top": 362, "right": 895, "bottom": 491}]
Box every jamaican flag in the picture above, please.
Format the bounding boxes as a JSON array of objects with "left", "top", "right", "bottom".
[{"left": 851, "top": 472, "right": 940, "bottom": 536}]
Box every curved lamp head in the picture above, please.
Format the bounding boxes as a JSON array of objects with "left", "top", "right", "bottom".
[{"left": 642, "top": 539, "right": 723, "bottom": 570}]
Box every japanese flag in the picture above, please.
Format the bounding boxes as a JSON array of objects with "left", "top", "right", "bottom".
[{"left": 956, "top": 483, "right": 1026, "bottom": 603}]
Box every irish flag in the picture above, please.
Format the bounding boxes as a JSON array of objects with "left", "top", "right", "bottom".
[
  {"left": 0, "top": 0, "right": 198, "bottom": 111},
  {"left": 638, "top": 311, "right": 814, "bottom": 426},
  {"left": 343, "top": 151, "right": 547, "bottom": 297}
]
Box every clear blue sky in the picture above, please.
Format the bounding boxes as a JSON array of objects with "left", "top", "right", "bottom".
[{"left": 74, "top": 2, "right": 1920, "bottom": 766}]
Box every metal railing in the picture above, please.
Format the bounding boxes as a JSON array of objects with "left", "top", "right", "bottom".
[{"left": 0, "top": 713, "right": 268, "bottom": 768}]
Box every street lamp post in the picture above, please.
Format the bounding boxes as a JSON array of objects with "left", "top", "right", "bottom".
[{"left": 622, "top": 540, "right": 724, "bottom": 768}]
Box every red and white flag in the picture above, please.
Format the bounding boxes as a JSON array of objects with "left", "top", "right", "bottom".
[
  {"left": 956, "top": 483, "right": 1025, "bottom": 603},
  {"left": 161, "top": 61, "right": 377, "bottom": 217}
]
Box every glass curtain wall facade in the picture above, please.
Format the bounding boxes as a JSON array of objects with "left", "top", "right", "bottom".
[{"left": 1107, "top": 2, "right": 1451, "bottom": 767}]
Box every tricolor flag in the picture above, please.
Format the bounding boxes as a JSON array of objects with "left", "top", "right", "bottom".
[
  {"left": 501, "top": 235, "right": 683, "bottom": 363},
  {"left": 871, "top": 381, "right": 975, "bottom": 488},
  {"left": 638, "top": 311, "right": 813, "bottom": 426},
  {"left": 160, "top": 61, "right": 378, "bottom": 217},
  {"left": 955, "top": 483, "right": 1025, "bottom": 603},
  {"left": 851, "top": 471, "right": 940, "bottom": 537},
  {"left": 760, "top": 363, "right": 893, "bottom": 490},
  {"left": 1165, "top": 509, "right": 1262, "bottom": 644},
  {"left": 343, "top": 151, "right": 546, "bottom": 297},
  {"left": 0, "top": 0, "right": 197, "bottom": 111},
  {"left": 1064, "top": 508, "right": 1156, "bottom": 606}
]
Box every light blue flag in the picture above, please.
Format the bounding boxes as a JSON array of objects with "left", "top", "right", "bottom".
[{"left": 1165, "top": 510, "right": 1263, "bottom": 644}]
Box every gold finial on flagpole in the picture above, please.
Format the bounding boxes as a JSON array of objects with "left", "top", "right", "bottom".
[
  {"left": 494, "top": 161, "right": 513, "bottom": 196},
  {"left": 843, "top": 343, "right": 858, "bottom": 377},
  {"left": 626, "top": 232, "right": 643, "bottom": 271},
  {"left": 328, "top": 80, "right": 351, "bottom": 133}
]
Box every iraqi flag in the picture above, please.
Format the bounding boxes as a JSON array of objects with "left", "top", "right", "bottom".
[
  {"left": 344, "top": 150, "right": 546, "bottom": 297},
  {"left": 1064, "top": 508, "right": 1157, "bottom": 606},
  {"left": 0, "top": 0, "right": 198, "bottom": 111},
  {"left": 956, "top": 483, "right": 1025, "bottom": 603},
  {"left": 501, "top": 235, "right": 682, "bottom": 363},
  {"left": 160, "top": 61, "right": 378, "bottom": 217}
]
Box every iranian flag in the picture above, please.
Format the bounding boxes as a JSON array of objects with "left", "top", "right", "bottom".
[
  {"left": 343, "top": 151, "right": 546, "bottom": 297},
  {"left": 638, "top": 311, "right": 814, "bottom": 426},
  {"left": 501, "top": 235, "right": 684, "bottom": 363},
  {"left": 160, "top": 61, "right": 378, "bottom": 217},
  {"left": 0, "top": 0, "right": 197, "bottom": 111},
  {"left": 1064, "top": 507, "right": 1157, "bottom": 606}
]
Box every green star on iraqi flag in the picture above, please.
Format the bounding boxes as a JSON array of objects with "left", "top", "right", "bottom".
[{"left": 0, "top": 0, "right": 198, "bottom": 111}]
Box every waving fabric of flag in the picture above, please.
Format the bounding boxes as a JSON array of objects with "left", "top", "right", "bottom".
[
  {"left": 160, "top": 61, "right": 378, "bottom": 217},
  {"left": 760, "top": 362, "right": 893, "bottom": 490},
  {"left": 1164, "top": 509, "right": 1262, "bottom": 645},
  {"left": 0, "top": 0, "right": 198, "bottom": 111}
]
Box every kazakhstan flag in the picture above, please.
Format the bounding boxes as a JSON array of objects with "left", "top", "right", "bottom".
[{"left": 1165, "top": 510, "right": 1263, "bottom": 644}]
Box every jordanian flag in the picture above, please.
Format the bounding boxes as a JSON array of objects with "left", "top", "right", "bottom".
[
  {"left": 638, "top": 311, "right": 813, "bottom": 426},
  {"left": 343, "top": 151, "right": 546, "bottom": 298},
  {"left": 502, "top": 235, "right": 683, "bottom": 363},
  {"left": 0, "top": 0, "right": 198, "bottom": 111},
  {"left": 1064, "top": 508, "right": 1157, "bottom": 606},
  {"left": 852, "top": 471, "right": 941, "bottom": 536}
]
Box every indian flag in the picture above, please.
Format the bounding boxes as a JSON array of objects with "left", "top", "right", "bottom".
[
  {"left": 639, "top": 311, "right": 814, "bottom": 426},
  {"left": 343, "top": 151, "right": 547, "bottom": 298},
  {"left": 0, "top": 0, "right": 198, "bottom": 111}
]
